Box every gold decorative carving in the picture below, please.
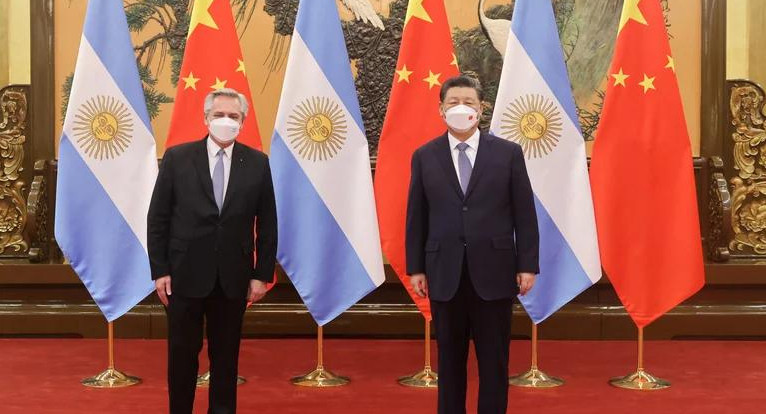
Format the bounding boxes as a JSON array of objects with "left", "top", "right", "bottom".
[
  {"left": 0, "top": 86, "right": 29, "bottom": 255},
  {"left": 729, "top": 81, "right": 766, "bottom": 255},
  {"left": 707, "top": 156, "right": 731, "bottom": 261},
  {"left": 27, "top": 161, "right": 49, "bottom": 262}
]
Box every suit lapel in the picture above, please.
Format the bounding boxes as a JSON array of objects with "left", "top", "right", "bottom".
[
  {"left": 463, "top": 132, "right": 492, "bottom": 200},
  {"left": 193, "top": 138, "right": 217, "bottom": 207},
  {"left": 434, "top": 133, "right": 465, "bottom": 199},
  {"left": 220, "top": 142, "right": 244, "bottom": 216}
]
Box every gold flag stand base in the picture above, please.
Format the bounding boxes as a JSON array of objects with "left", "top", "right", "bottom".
[
  {"left": 509, "top": 324, "right": 564, "bottom": 388},
  {"left": 82, "top": 323, "right": 141, "bottom": 388},
  {"left": 609, "top": 369, "right": 670, "bottom": 390},
  {"left": 610, "top": 326, "right": 670, "bottom": 391},
  {"left": 82, "top": 368, "right": 141, "bottom": 388},
  {"left": 398, "top": 319, "right": 438, "bottom": 388},
  {"left": 509, "top": 367, "right": 564, "bottom": 388},
  {"left": 290, "top": 325, "right": 349, "bottom": 387},
  {"left": 196, "top": 371, "right": 246, "bottom": 387}
]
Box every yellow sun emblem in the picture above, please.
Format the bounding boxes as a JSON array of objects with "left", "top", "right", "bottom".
[
  {"left": 500, "top": 94, "right": 562, "bottom": 159},
  {"left": 72, "top": 96, "right": 133, "bottom": 160},
  {"left": 287, "top": 97, "right": 347, "bottom": 161}
]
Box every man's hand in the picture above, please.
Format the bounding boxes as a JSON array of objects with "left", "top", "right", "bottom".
[
  {"left": 155, "top": 275, "right": 171, "bottom": 306},
  {"left": 517, "top": 272, "right": 535, "bottom": 296},
  {"left": 248, "top": 279, "right": 268, "bottom": 304},
  {"left": 410, "top": 273, "right": 429, "bottom": 298}
]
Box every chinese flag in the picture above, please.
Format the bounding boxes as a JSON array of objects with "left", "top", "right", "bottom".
[
  {"left": 166, "top": 0, "right": 262, "bottom": 150},
  {"left": 589, "top": 0, "right": 704, "bottom": 327},
  {"left": 374, "top": 0, "right": 459, "bottom": 320}
]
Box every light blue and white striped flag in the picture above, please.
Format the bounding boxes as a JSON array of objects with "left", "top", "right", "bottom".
[
  {"left": 490, "top": 0, "right": 601, "bottom": 323},
  {"left": 270, "top": 0, "right": 385, "bottom": 325},
  {"left": 55, "top": 0, "right": 157, "bottom": 322}
]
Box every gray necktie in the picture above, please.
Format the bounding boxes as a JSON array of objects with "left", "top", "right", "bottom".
[
  {"left": 213, "top": 149, "right": 224, "bottom": 211},
  {"left": 456, "top": 142, "right": 472, "bottom": 195}
]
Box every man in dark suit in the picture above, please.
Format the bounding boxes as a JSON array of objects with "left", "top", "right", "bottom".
[
  {"left": 406, "top": 75, "right": 539, "bottom": 414},
  {"left": 148, "top": 88, "right": 277, "bottom": 414}
]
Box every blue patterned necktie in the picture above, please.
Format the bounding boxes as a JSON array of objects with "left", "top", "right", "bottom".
[
  {"left": 213, "top": 149, "right": 224, "bottom": 211},
  {"left": 456, "top": 142, "right": 472, "bottom": 195}
]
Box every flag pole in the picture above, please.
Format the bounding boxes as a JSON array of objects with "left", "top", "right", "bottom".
[
  {"left": 609, "top": 325, "right": 670, "bottom": 390},
  {"left": 291, "top": 324, "right": 349, "bottom": 387},
  {"left": 398, "top": 317, "right": 438, "bottom": 388},
  {"left": 81, "top": 322, "right": 141, "bottom": 388},
  {"left": 509, "top": 323, "right": 564, "bottom": 388}
]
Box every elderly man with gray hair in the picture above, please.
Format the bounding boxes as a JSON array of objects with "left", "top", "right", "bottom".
[{"left": 148, "top": 87, "right": 278, "bottom": 414}]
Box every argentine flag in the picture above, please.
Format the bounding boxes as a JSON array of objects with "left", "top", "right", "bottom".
[
  {"left": 55, "top": 1, "right": 158, "bottom": 322},
  {"left": 490, "top": 0, "right": 601, "bottom": 323},
  {"left": 270, "top": 0, "right": 385, "bottom": 325}
]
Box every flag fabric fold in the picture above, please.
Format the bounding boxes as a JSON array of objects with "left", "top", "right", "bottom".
[
  {"left": 489, "top": 0, "right": 601, "bottom": 324},
  {"left": 374, "top": 0, "right": 460, "bottom": 321},
  {"left": 55, "top": 0, "right": 158, "bottom": 322},
  {"left": 590, "top": 0, "right": 705, "bottom": 327},
  {"left": 270, "top": 0, "right": 385, "bottom": 326}
]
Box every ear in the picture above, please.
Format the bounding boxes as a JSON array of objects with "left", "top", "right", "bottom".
[{"left": 438, "top": 103, "right": 446, "bottom": 119}]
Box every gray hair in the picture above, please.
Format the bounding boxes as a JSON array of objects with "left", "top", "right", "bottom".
[{"left": 203, "top": 88, "right": 249, "bottom": 118}]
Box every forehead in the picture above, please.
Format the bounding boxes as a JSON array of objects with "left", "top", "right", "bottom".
[
  {"left": 210, "top": 95, "right": 242, "bottom": 112},
  {"left": 443, "top": 86, "right": 479, "bottom": 101}
]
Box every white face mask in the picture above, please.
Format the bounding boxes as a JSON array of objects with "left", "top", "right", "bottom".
[
  {"left": 444, "top": 104, "right": 479, "bottom": 133},
  {"left": 208, "top": 117, "right": 241, "bottom": 143}
]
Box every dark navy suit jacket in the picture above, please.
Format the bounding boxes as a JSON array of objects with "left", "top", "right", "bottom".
[{"left": 406, "top": 131, "right": 539, "bottom": 302}]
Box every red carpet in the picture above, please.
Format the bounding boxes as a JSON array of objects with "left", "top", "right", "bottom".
[{"left": 1, "top": 339, "right": 764, "bottom": 413}]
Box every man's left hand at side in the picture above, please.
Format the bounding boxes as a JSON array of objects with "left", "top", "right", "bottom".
[
  {"left": 248, "top": 279, "right": 268, "bottom": 304},
  {"left": 516, "top": 272, "right": 536, "bottom": 296}
]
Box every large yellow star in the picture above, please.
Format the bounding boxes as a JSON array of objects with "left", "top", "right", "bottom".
[
  {"left": 188, "top": 0, "right": 218, "bottom": 37},
  {"left": 611, "top": 68, "right": 629, "bottom": 87},
  {"left": 211, "top": 77, "right": 227, "bottom": 90},
  {"left": 423, "top": 70, "right": 442, "bottom": 90},
  {"left": 665, "top": 55, "right": 675, "bottom": 72},
  {"left": 396, "top": 65, "right": 413, "bottom": 83},
  {"left": 236, "top": 59, "right": 246, "bottom": 76},
  {"left": 618, "top": 0, "right": 648, "bottom": 33},
  {"left": 405, "top": 0, "right": 432, "bottom": 27},
  {"left": 181, "top": 72, "right": 200, "bottom": 90},
  {"left": 638, "top": 73, "right": 656, "bottom": 93}
]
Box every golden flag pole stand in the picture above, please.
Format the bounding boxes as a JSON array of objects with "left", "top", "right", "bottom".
[
  {"left": 290, "top": 325, "right": 349, "bottom": 387},
  {"left": 398, "top": 318, "right": 438, "bottom": 388},
  {"left": 609, "top": 325, "right": 670, "bottom": 390},
  {"left": 81, "top": 322, "right": 141, "bottom": 388},
  {"left": 509, "top": 323, "right": 563, "bottom": 388}
]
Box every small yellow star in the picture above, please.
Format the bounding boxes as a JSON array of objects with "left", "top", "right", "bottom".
[
  {"left": 396, "top": 65, "right": 413, "bottom": 83},
  {"left": 405, "top": 0, "right": 432, "bottom": 27},
  {"left": 611, "top": 68, "right": 629, "bottom": 87},
  {"left": 638, "top": 73, "right": 656, "bottom": 93},
  {"left": 236, "top": 59, "right": 246, "bottom": 76},
  {"left": 211, "top": 77, "right": 227, "bottom": 90},
  {"left": 618, "top": 0, "right": 648, "bottom": 33},
  {"left": 665, "top": 55, "right": 675, "bottom": 72},
  {"left": 188, "top": 0, "right": 218, "bottom": 37},
  {"left": 423, "top": 70, "right": 442, "bottom": 90},
  {"left": 181, "top": 72, "right": 201, "bottom": 90},
  {"left": 450, "top": 53, "right": 459, "bottom": 69}
]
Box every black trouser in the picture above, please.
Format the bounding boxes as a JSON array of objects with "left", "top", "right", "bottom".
[
  {"left": 431, "top": 261, "right": 513, "bottom": 414},
  {"left": 166, "top": 280, "right": 247, "bottom": 414}
]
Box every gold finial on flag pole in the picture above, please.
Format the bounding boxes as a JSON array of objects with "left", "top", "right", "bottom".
[
  {"left": 398, "top": 318, "right": 438, "bottom": 388},
  {"left": 609, "top": 326, "right": 670, "bottom": 390},
  {"left": 291, "top": 324, "right": 349, "bottom": 387},
  {"left": 509, "top": 323, "right": 564, "bottom": 388},
  {"left": 81, "top": 322, "right": 141, "bottom": 388}
]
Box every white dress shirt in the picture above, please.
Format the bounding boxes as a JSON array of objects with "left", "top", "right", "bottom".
[
  {"left": 207, "top": 137, "right": 233, "bottom": 200},
  {"left": 447, "top": 129, "right": 480, "bottom": 189}
]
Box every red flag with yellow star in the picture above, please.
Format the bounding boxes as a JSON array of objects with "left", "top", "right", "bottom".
[
  {"left": 590, "top": 0, "right": 704, "bottom": 327},
  {"left": 374, "top": 0, "right": 459, "bottom": 320},
  {"left": 166, "top": 0, "right": 261, "bottom": 149}
]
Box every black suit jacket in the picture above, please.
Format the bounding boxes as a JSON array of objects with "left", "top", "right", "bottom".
[
  {"left": 405, "top": 132, "right": 539, "bottom": 302},
  {"left": 147, "top": 138, "right": 278, "bottom": 299}
]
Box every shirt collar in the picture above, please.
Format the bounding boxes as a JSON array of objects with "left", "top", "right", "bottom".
[
  {"left": 448, "top": 129, "right": 480, "bottom": 151},
  {"left": 207, "top": 136, "right": 234, "bottom": 159}
]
